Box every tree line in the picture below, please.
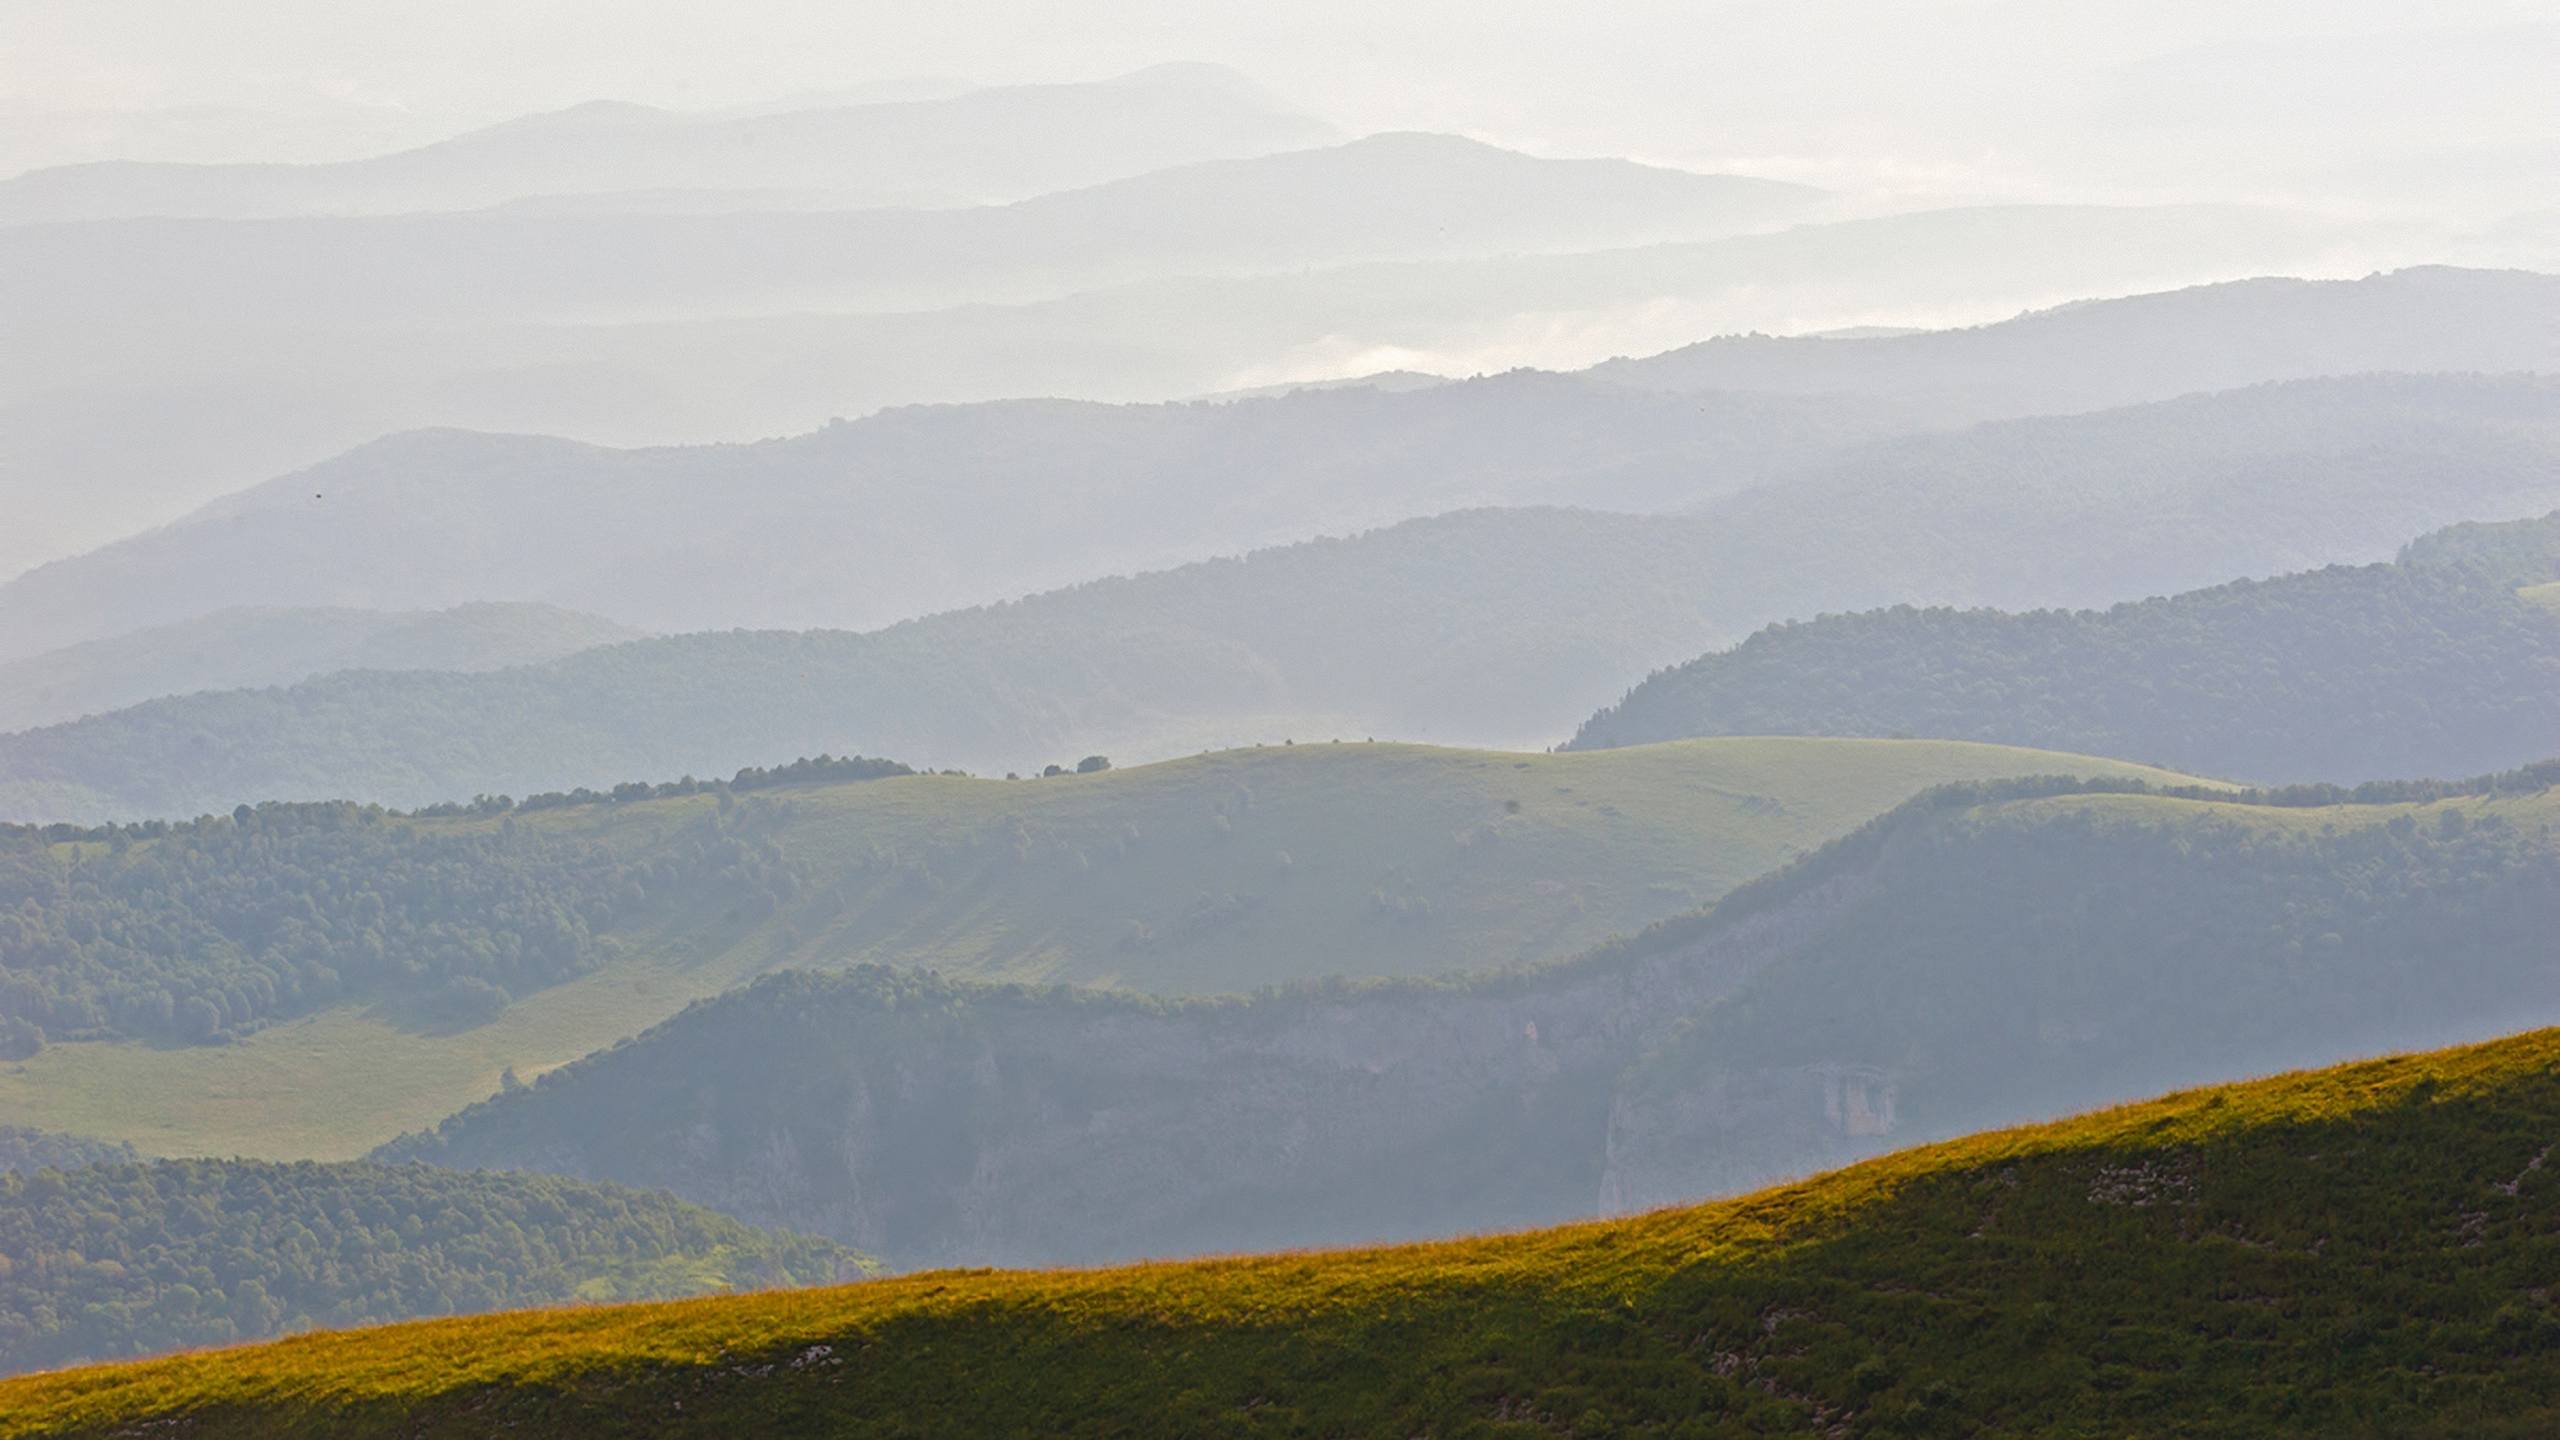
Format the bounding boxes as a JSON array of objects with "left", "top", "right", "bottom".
[{"left": 0, "top": 1158, "right": 862, "bottom": 1376}]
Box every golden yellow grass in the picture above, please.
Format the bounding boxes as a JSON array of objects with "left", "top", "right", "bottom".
[{"left": 7, "top": 1019, "right": 2545, "bottom": 1437}]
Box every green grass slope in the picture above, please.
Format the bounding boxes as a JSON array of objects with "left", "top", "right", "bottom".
[
  {"left": 18, "top": 1025, "right": 2560, "bottom": 1437},
  {"left": 0, "top": 738, "right": 2190, "bottom": 1160},
  {"left": 382, "top": 768, "right": 2560, "bottom": 1268},
  {"left": 1571, "top": 510, "right": 2560, "bottom": 782},
  {"left": 0, "top": 1158, "right": 869, "bottom": 1378}
]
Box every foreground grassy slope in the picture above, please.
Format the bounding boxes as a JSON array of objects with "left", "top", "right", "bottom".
[
  {"left": 19, "top": 1026, "right": 2560, "bottom": 1436},
  {"left": 0, "top": 738, "right": 2191, "bottom": 1159}
]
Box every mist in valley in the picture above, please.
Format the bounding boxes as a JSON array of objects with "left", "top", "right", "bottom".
[{"left": 2, "top": 5, "right": 2558, "bottom": 1430}]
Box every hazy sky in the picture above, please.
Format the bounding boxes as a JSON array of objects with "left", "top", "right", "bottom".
[{"left": 7, "top": 0, "right": 2556, "bottom": 205}]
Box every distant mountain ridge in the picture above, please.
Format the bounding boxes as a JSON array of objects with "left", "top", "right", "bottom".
[
  {"left": 0, "top": 603, "right": 640, "bottom": 733},
  {"left": 1590, "top": 264, "right": 2560, "bottom": 417},
  {"left": 0, "top": 209, "right": 2461, "bottom": 577},
  {"left": 0, "top": 133, "right": 1828, "bottom": 333},
  {"left": 0, "top": 65, "right": 1339, "bottom": 223},
  {"left": 4, "top": 270, "right": 2551, "bottom": 655},
  {"left": 5, "top": 375, "right": 2558, "bottom": 819},
  {"left": 1567, "top": 510, "right": 2560, "bottom": 782},
  {"left": 0, "top": 375, "right": 1924, "bottom": 658}
]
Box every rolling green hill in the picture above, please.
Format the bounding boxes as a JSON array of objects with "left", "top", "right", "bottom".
[
  {"left": 0, "top": 738, "right": 2186, "bottom": 1160},
  {"left": 381, "top": 766, "right": 2560, "bottom": 1267},
  {"left": 19, "top": 1024, "right": 2560, "bottom": 1436},
  {"left": 9, "top": 373, "right": 2559, "bottom": 820},
  {"left": 0, "top": 1158, "right": 867, "bottom": 1377},
  {"left": 1570, "top": 511, "right": 2560, "bottom": 782}
]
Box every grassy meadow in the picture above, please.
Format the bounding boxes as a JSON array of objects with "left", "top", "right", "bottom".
[{"left": 0, "top": 737, "right": 2201, "bottom": 1160}]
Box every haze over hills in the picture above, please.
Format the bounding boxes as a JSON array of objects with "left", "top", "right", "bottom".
[
  {"left": 24, "top": 1025, "right": 2560, "bottom": 1437},
  {"left": 13, "top": 16, "right": 2560, "bottom": 1434},
  {"left": 0, "top": 204, "right": 2456, "bottom": 577},
  {"left": 1668, "top": 371, "right": 2560, "bottom": 612},
  {"left": 383, "top": 770, "right": 2560, "bottom": 1266},
  {"left": 1593, "top": 264, "right": 2560, "bottom": 417},
  {"left": 0, "top": 506, "right": 1736, "bottom": 821},
  {"left": 2, "top": 134, "right": 1831, "bottom": 331},
  {"left": 6, "top": 265, "right": 2546, "bottom": 627},
  {"left": 0, "top": 603, "right": 641, "bottom": 734},
  {"left": 8, "top": 378, "right": 2560, "bottom": 818},
  {"left": 1569, "top": 512, "right": 2560, "bottom": 784},
  {"left": 10, "top": 279, "right": 2549, "bottom": 655},
  {"left": 0, "top": 1157, "right": 866, "bottom": 1377},
  {"left": 0, "top": 737, "right": 2195, "bottom": 1159},
  {"left": 0, "top": 376, "right": 1928, "bottom": 659},
  {"left": 0, "top": 65, "right": 1338, "bottom": 224}
]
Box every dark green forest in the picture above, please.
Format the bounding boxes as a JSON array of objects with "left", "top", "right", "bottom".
[
  {"left": 1571, "top": 511, "right": 2560, "bottom": 782},
  {"left": 1625, "top": 779, "right": 2560, "bottom": 1179},
  {"left": 0, "top": 1128, "right": 136, "bottom": 1177},
  {"left": 0, "top": 798, "right": 806, "bottom": 1056},
  {"left": 0, "top": 1159, "right": 863, "bottom": 1376}
]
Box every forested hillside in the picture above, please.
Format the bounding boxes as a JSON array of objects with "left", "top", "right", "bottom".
[
  {"left": 0, "top": 1128, "right": 134, "bottom": 1176},
  {"left": 1681, "top": 373, "right": 2560, "bottom": 617},
  {"left": 0, "top": 738, "right": 2184, "bottom": 1159},
  {"left": 1571, "top": 510, "right": 2560, "bottom": 781},
  {"left": 0, "top": 604, "right": 639, "bottom": 734},
  {"left": 386, "top": 767, "right": 2560, "bottom": 1267},
  {"left": 0, "top": 786, "right": 826, "bottom": 1057},
  {"left": 1593, "top": 264, "right": 2560, "bottom": 413},
  {"left": 0, "top": 1159, "right": 863, "bottom": 1376},
  {"left": 0, "top": 375, "right": 1917, "bottom": 659},
  {"left": 31, "top": 1025, "right": 2560, "bottom": 1437},
  {"left": 11, "top": 374, "right": 2560, "bottom": 819},
  {"left": 8, "top": 311, "right": 2552, "bottom": 663}
]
